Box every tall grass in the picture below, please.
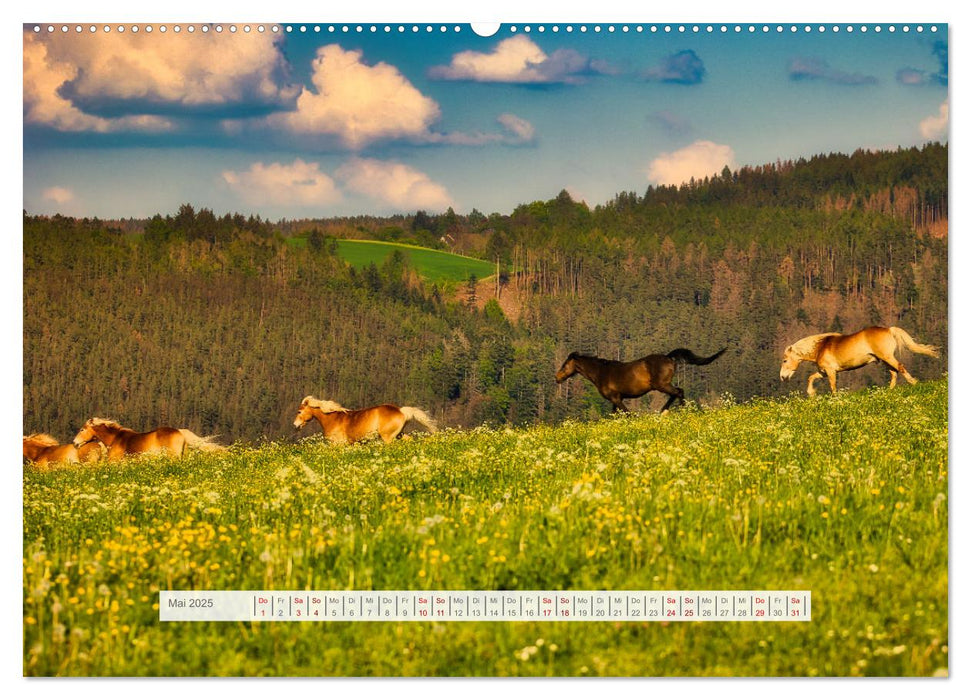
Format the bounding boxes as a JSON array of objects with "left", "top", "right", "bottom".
[{"left": 23, "top": 380, "right": 947, "bottom": 676}]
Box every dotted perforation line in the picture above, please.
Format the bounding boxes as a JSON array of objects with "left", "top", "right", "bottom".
[{"left": 29, "top": 24, "right": 941, "bottom": 35}]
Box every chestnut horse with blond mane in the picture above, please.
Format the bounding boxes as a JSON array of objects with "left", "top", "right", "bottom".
[
  {"left": 23, "top": 433, "right": 104, "bottom": 466},
  {"left": 73, "top": 418, "right": 224, "bottom": 461},
  {"left": 780, "top": 326, "right": 939, "bottom": 396},
  {"left": 293, "top": 396, "right": 438, "bottom": 444}
]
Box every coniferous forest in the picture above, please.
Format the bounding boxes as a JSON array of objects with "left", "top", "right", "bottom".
[{"left": 23, "top": 144, "right": 947, "bottom": 443}]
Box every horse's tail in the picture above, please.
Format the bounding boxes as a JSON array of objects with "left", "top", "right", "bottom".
[
  {"left": 667, "top": 347, "right": 727, "bottom": 365},
  {"left": 178, "top": 429, "right": 227, "bottom": 452},
  {"left": 399, "top": 406, "right": 438, "bottom": 434},
  {"left": 889, "top": 327, "right": 939, "bottom": 358}
]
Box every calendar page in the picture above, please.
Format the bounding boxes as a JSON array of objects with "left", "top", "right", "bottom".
[{"left": 22, "top": 17, "right": 948, "bottom": 678}]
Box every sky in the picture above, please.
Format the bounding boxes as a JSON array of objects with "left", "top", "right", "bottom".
[{"left": 22, "top": 21, "right": 949, "bottom": 220}]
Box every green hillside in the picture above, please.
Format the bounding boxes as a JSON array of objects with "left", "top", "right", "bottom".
[
  {"left": 326, "top": 239, "right": 496, "bottom": 283},
  {"left": 24, "top": 380, "right": 948, "bottom": 676}
]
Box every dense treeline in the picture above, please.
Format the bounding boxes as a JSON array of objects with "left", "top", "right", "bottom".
[{"left": 24, "top": 145, "right": 947, "bottom": 443}]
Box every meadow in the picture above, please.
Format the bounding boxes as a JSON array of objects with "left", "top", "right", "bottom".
[
  {"left": 23, "top": 380, "right": 948, "bottom": 677},
  {"left": 333, "top": 239, "right": 497, "bottom": 283}
]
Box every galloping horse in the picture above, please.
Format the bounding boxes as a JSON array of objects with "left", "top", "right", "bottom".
[
  {"left": 293, "top": 396, "right": 438, "bottom": 444},
  {"left": 555, "top": 347, "right": 727, "bottom": 413},
  {"left": 23, "top": 433, "right": 103, "bottom": 466},
  {"left": 72, "top": 418, "right": 225, "bottom": 461},
  {"left": 780, "top": 326, "right": 939, "bottom": 396}
]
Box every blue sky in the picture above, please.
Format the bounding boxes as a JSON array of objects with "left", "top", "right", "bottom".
[{"left": 23, "top": 22, "right": 948, "bottom": 219}]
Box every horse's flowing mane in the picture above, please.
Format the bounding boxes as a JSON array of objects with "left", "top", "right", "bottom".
[
  {"left": 301, "top": 396, "right": 350, "bottom": 414},
  {"left": 24, "top": 433, "right": 59, "bottom": 446},
  {"left": 87, "top": 417, "right": 124, "bottom": 429},
  {"left": 788, "top": 333, "right": 841, "bottom": 359}
]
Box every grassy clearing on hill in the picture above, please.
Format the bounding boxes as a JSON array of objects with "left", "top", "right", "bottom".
[
  {"left": 23, "top": 380, "right": 947, "bottom": 676},
  {"left": 330, "top": 239, "right": 496, "bottom": 283}
]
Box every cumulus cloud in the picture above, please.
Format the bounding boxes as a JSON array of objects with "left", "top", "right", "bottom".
[
  {"left": 787, "top": 57, "right": 877, "bottom": 86},
  {"left": 647, "top": 140, "right": 737, "bottom": 186},
  {"left": 428, "top": 35, "right": 609, "bottom": 84},
  {"left": 42, "top": 186, "right": 74, "bottom": 204},
  {"left": 336, "top": 158, "right": 453, "bottom": 212},
  {"left": 23, "top": 33, "right": 172, "bottom": 132},
  {"left": 919, "top": 102, "right": 949, "bottom": 140},
  {"left": 267, "top": 45, "right": 441, "bottom": 149},
  {"left": 643, "top": 50, "right": 706, "bottom": 84},
  {"left": 221, "top": 159, "right": 342, "bottom": 207},
  {"left": 897, "top": 40, "right": 948, "bottom": 87},
  {"left": 23, "top": 28, "right": 297, "bottom": 131}
]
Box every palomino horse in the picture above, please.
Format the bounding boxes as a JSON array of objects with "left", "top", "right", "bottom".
[
  {"left": 555, "top": 347, "right": 727, "bottom": 413},
  {"left": 23, "top": 433, "right": 104, "bottom": 466},
  {"left": 293, "top": 396, "right": 438, "bottom": 444},
  {"left": 72, "top": 418, "right": 224, "bottom": 461},
  {"left": 780, "top": 326, "right": 939, "bottom": 396}
]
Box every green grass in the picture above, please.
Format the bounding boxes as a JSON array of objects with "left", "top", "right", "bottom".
[
  {"left": 23, "top": 380, "right": 948, "bottom": 676},
  {"left": 333, "top": 239, "right": 495, "bottom": 283}
]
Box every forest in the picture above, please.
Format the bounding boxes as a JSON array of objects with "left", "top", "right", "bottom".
[{"left": 23, "top": 143, "right": 947, "bottom": 443}]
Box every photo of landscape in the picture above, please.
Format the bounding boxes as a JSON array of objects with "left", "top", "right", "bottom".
[{"left": 22, "top": 21, "right": 948, "bottom": 677}]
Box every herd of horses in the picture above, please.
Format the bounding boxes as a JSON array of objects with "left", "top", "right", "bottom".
[{"left": 24, "top": 325, "right": 939, "bottom": 466}]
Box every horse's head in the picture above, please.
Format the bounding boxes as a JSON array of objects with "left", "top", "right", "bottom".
[
  {"left": 555, "top": 353, "right": 578, "bottom": 383},
  {"left": 779, "top": 346, "right": 801, "bottom": 381},
  {"left": 72, "top": 420, "right": 98, "bottom": 448},
  {"left": 293, "top": 401, "right": 314, "bottom": 431}
]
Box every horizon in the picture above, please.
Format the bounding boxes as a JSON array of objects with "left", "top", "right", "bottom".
[{"left": 23, "top": 141, "right": 947, "bottom": 224}]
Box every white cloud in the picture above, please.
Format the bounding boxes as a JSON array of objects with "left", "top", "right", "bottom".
[
  {"left": 222, "top": 159, "right": 342, "bottom": 207},
  {"left": 269, "top": 45, "right": 441, "bottom": 149},
  {"left": 23, "top": 33, "right": 172, "bottom": 132},
  {"left": 336, "top": 158, "right": 453, "bottom": 212},
  {"left": 497, "top": 113, "right": 535, "bottom": 142},
  {"left": 42, "top": 186, "right": 74, "bottom": 204},
  {"left": 421, "top": 113, "right": 536, "bottom": 146},
  {"left": 23, "top": 28, "right": 296, "bottom": 132},
  {"left": 919, "top": 101, "right": 949, "bottom": 140},
  {"left": 646, "top": 140, "right": 737, "bottom": 186},
  {"left": 428, "top": 35, "right": 595, "bottom": 84},
  {"left": 221, "top": 157, "right": 454, "bottom": 213}
]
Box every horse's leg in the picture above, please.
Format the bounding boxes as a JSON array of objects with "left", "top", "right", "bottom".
[
  {"left": 598, "top": 388, "right": 627, "bottom": 412},
  {"left": 825, "top": 369, "right": 838, "bottom": 394},
  {"left": 658, "top": 385, "right": 685, "bottom": 413},
  {"left": 900, "top": 365, "right": 917, "bottom": 385},
  {"left": 806, "top": 372, "right": 823, "bottom": 397},
  {"left": 380, "top": 415, "right": 407, "bottom": 443},
  {"left": 876, "top": 351, "right": 917, "bottom": 386}
]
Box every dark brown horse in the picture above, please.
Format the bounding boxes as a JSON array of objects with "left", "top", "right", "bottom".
[{"left": 556, "top": 347, "right": 726, "bottom": 413}]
